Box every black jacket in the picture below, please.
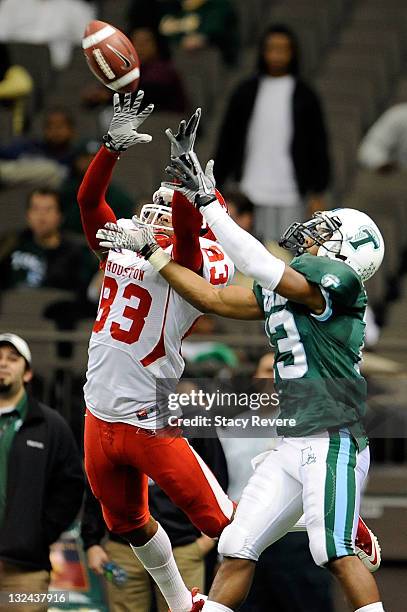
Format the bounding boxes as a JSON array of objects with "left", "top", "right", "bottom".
[
  {"left": 0, "top": 396, "right": 84, "bottom": 571},
  {"left": 214, "top": 76, "right": 331, "bottom": 197},
  {"left": 81, "top": 437, "right": 228, "bottom": 550}
]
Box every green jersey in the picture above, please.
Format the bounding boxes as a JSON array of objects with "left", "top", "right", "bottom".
[{"left": 253, "top": 254, "right": 368, "bottom": 443}]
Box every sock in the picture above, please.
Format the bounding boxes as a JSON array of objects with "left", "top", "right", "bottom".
[
  {"left": 290, "top": 514, "right": 306, "bottom": 532},
  {"left": 355, "top": 604, "right": 385, "bottom": 612},
  {"left": 202, "top": 603, "right": 233, "bottom": 612},
  {"left": 130, "top": 523, "right": 191, "bottom": 612}
]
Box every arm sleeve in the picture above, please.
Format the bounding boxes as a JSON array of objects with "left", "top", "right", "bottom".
[
  {"left": 77, "top": 146, "right": 119, "bottom": 251},
  {"left": 202, "top": 200, "right": 285, "bottom": 290},
  {"left": 171, "top": 190, "right": 203, "bottom": 272}
]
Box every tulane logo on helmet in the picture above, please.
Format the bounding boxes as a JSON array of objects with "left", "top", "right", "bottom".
[
  {"left": 349, "top": 226, "right": 381, "bottom": 252},
  {"left": 318, "top": 209, "right": 385, "bottom": 282}
]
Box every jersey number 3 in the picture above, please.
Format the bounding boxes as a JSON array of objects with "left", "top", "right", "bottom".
[
  {"left": 266, "top": 310, "right": 308, "bottom": 379},
  {"left": 93, "top": 276, "right": 152, "bottom": 344}
]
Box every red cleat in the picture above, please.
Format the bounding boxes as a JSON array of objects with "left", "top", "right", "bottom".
[{"left": 355, "top": 516, "right": 381, "bottom": 572}]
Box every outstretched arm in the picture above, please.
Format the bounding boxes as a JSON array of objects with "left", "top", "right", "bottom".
[
  {"left": 160, "top": 259, "right": 263, "bottom": 319},
  {"left": 78, "top": 91, "right": 154, "bottom": 259},
  {"left": 201, "top": 200, "right": 324, "bottom": 312},
  {"left": 77, "top": 145, "right": 119, "bottom": 258},
  {"left": 164, "top": 156, "right": 325, "bottom": 314},
  {"left": 172, "top": 190, "right": 203, "bottom": 271},
  {"left": 95, "top": 223, "right": 262, "bottom": 318},
  {"left": 163, "top": 108, "right": 203, "bottom": 272}
]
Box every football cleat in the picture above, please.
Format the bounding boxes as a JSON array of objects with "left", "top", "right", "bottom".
[{"left": 355, "top": 517, "right": 381, "bottom": 572}]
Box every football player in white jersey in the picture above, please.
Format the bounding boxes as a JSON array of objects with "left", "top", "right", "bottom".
[{"left": 77, "top": 92, "right": 234, "bottom": 612}]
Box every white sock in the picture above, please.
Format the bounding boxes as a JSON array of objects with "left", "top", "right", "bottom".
[
  {"left": 355, "top": 603, "right": 385, "bottom": 612},
  {"left": 202, "top": 603, "right": 233, "bottom": 612},
  {"left": 130, "top": 523, "right": 191, "bottom": 612}
]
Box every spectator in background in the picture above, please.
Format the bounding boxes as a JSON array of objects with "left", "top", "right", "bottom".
[
  {"left": 82, "top": 431, "right": 228, "bottom": 611},
  {"left": 0, "top": 108, "right": 77, "bottom": 172},
  {"left": 214, "top": 24, "right": 330, "bottom": 241},
  {"left": 0, "top": 0, "right": 95, "bottom": 70},
  {"left": 0, "top": 187, "right": 96, "bottom": 294},
  {"left": 128, "top": 0, "right": 239, "bottom": 66},
  {"left": 132, "top": 27, "right": 188, "bottom": 112},
  {"left": 0, "top": 43, "right": 33, "bottom": 135},
  {"left": 358, "top": 103, "right": 407, "bottom": 173},
  {"left": 0, "top": 108, "right": 74, "bottom": 189},
  {"left": 59, "top": 140, "right": 134, "bottom": 234},
  {"left": 0, "top": 333, "right": 84, "bottom": 611},
  {"left": 219, "top": 352, "right": 334, "bottom": 612},
  {"left": 82, "top": 27, "right": 187, "bottom": 129},
  {"left": 223, "top": 190, "right": 255, "bottom": 234}
]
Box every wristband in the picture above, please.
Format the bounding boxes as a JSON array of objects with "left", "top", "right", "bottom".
[
  {"left": 103, "top": 133, "right": 125, "bottom": 152},
  {"left": 195, "top": 193, "right": 217, "bottom": 210},
  {"left": 147, "top": 247, "right": 171, "bottom": 272}
]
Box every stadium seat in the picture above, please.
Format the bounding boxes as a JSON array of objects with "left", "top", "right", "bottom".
[
  {"left": 173, "top": 48, "right": 224, "bottom": 115},
  {"left": 0, "top": 108, "right": 14, "bottom": 145},
  {"left": 0, "top": 187, "right": 32, "bottom": 233},
  {"left": 50, "top": 46, "right": 96, "bottom": 110},
  {"left": 0, "top": 288, "right": 75, "bottom": 323}
]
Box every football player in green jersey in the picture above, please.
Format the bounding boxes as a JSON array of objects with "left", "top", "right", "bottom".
[{"left": 96, "top": 148, "right": 386, "bottom": 612}]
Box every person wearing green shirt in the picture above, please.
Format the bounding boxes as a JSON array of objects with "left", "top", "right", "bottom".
[
  {"left": 0, "top": 333, "right": 84, "bottom": 611},
  {"left": 96, "top": 141, "right": 387, "bottom": 612},
  {"left": 0, "top": 335, "right": 31, "bottom": 528}
]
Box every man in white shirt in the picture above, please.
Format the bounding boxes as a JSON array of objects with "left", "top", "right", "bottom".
[
  {"left": 358, "top": 103, "right": 407, "bottom": 172},
  {"left": 214, "top": 24, "right": 330, "bottom": 242},
  {"left": 0, "top": 0, "right": 95, "bottom": 69}
]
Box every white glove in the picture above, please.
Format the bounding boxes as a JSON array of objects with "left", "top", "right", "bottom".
[
  {"left": 96, "top": 222, "right": 171, "bottom": 271},
  {"left": 96, "top": 222, "right": 155, "bottom": 253},
  {"left": 165, "top": 107, "right": 201, "bottom": 159},
  {"left": 162, "top": 155, "right": 216, "bottom": 209},
  {"left": 104, "top": 91, "right": 154, "bottom": 152}
]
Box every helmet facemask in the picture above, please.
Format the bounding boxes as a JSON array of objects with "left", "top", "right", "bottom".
[
  {"left": 279, "top": 212, "right": 343, "bottom": 257},
  {"left": 134, "top": 199, "right": 173, "bottom": 235}
]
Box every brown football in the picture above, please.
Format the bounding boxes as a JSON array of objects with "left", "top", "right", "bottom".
[{"left": 82, "top": 20, "right": 140, "bottom": 93}]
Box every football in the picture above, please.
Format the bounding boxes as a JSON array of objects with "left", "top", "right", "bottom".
[{"left": 82, "top": 20, "right": 140, "bottom": 93}]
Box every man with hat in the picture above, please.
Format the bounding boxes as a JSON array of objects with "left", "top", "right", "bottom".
[{"left": 0, "top": 333, "right": 84, "bottom": 611}]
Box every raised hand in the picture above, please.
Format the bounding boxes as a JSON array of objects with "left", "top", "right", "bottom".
[
  {"left": 165, "top": 108, "right": 201, "bottom": 159},
  {"left": 104, "top": 90, "right": 154, "bottom": 152},
  {"left": 163, "top": 156, "right": 216, "bottom": 209}
]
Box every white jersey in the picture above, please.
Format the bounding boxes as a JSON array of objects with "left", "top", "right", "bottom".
[{"left": 84, "top": 218, "right": 234, "bottom": 429}]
